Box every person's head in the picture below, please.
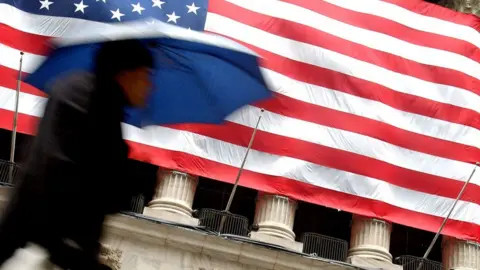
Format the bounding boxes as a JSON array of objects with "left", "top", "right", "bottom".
[{"left": 94, "top": 40, "right": 154, "bottom": 107}]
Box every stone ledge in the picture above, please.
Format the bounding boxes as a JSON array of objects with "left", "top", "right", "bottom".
[
  {"left": 348, "top": 256, "right": 402, "bottom": 270},
  {"left": 103, "top": 214, "right": 363, "bottom": 270}
]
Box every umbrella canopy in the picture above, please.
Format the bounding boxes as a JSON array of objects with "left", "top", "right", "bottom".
[{"left": 25, "top": 19, "right": 272, "bottom": 127}]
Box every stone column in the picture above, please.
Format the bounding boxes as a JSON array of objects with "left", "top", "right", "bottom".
[
  {"left": 348, "top": 215, "right": 392, "bottom": 263},
  {"left": 249, "top": 193, "right": 302, "bottom": 251},
  {"left": 143, "top": 170, "right": 199, "bottom": 225},
  {"left": 442, "top": 236, "right": 480, "bottom": 270}
]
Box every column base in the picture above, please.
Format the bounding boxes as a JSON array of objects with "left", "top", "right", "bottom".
[
  {"left": 143, "top": 207, "right": 199, "bottom": 226},
  {"left": 255, "top": 222, "right": 296, "bottom": 241},
  {"left": 348, "top": 245, "right": 392, "bottom": 262},
  {"left": 348, "top": 256, "right": 402, "bottom": 270},
  {"left": 147, "top": 198, "right": 193, "bottom": 217},
  {"left": 249, "top": 231, "right": 303, "bottom": 252}
]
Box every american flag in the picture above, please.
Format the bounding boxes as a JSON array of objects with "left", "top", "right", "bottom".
[{"left": 1, "top": 0, "right": 480, "bottom": 241}]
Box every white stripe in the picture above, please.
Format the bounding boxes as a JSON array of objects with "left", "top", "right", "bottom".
[
  {"left": 262, "top": 68, "right": 480, "bottom": 149},
  {"left": 226, "top": 0, "right": 480, "bottom": 81},
  {"left": 0, "top": 85, "right": 478, "bottom": 189},
  {"left": 0, "top": 87, "right": 45, "bottom": 117},
  {"left": 51, "top": 18, "right": 257, "bottom": 56},
  {"left": 228, "top": 105, "right": 480, "bottom": 185},
  {"left": 0, "top": 3, "right": 106, "bottom": 37},
  {"left": 0, "top": 44, "right": 44, "bottom": 74},
  {"left": 326, "top": 0, "right": 480, "bottom": 50},
  {"left": 204, "top": 13, "right": 480, "bottom": 114},
  {"left": 0, "top": 86, "right": 477, "bottom": 225}
]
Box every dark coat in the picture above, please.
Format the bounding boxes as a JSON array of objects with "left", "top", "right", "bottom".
[{"left": 0, "top": 72, "right": 156, "bottom": 269}]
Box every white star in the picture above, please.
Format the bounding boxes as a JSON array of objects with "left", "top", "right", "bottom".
[
  {"left": 110, "top": 9, "right": 125, "bottom": 21},
  {"left": 131, "top": 3, "right": 145, "bottom": 14},
  {"left": 152, "top": 0, "right": 165, "bottom": 8},
  {"left": 39, "top": 0, "right": 53, "bottom": 10},
  {"left": 166, "top": 11, "right": 180, "bottom": 23},
  {"left": 74, "top": 0, "right": 88, "bottom": 13},
  {"left": 186, "top": 3, "right": 200, "bottom": 15},
  {"left": 96, "top": 0, "right": 106, "bottom": 2}
]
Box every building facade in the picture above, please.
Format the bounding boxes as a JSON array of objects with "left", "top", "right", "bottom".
[{"left": 2, "top": 169, "right": 478, "bottom": 270}]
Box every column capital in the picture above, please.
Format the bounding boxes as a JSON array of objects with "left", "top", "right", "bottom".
[{"left": 442, "top": 236, "right": 480, "bottom": 270}]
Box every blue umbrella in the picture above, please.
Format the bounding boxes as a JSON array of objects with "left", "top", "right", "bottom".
[{"left": 25, "top": 19, "right": 272, "bottom": 127}]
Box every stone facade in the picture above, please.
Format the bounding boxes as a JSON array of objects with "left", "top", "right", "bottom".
[
  {"left": 99, "top": 244, "right": 123, "bottom": 270},
  {"left": 102, "top": 214, "right": 359, "bottom": 270}
]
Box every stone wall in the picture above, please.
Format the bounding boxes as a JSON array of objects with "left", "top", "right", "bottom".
[{"left": 102, "top": 215, "right": 358, "bottom": 270}]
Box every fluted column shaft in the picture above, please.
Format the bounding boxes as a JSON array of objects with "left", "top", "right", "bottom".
[
  {"left": 147, "top": 170, "right": 198, "bottom": 217},
  {"left": 443, "top": 236, "right": 480, "bottom": 270},
  {"left": 253, "top": 193, "right": 297, "bottom": 241},
  {"left": 348, "top": 215, "right": 392, "bottom": 262}
]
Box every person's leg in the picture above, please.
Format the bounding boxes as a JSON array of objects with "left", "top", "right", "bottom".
[
  {"left": 0, "top": 188, "right": 31, "bottom": 266},
  {"left": 48, "top": 212, "right": 106, "bottom": 270}
]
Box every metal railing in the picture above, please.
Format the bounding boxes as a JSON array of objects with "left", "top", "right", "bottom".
[
  {"left": 129, "top": 194, "right": 145, "bottom": 214},
  {"left": 395, "top": 255, "right": 443, "bottom": 270},
  {"left": 0, "top": 160, "right": 20, "bottom": 186},
  {"left": 0, "top": 159, "right": 147, "bottom": 213},
  {"left": 197, "top": 208, "right": 250, "bottom": 236},
  {"left": 301, "top": 232, "right": 349, "bottom": 262}
]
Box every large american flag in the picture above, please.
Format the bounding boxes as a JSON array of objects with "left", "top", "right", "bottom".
[{"left": 1, "top": 0, "right": 480, "bottom": 241}]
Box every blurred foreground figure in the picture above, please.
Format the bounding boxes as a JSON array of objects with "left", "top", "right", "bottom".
[{"left": 0, "top": 40, "right": 157, "bottom": 270}]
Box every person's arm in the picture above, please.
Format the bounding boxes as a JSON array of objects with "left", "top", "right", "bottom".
[{"left": 25, "top": 73, "right": 94, "bottom": 199}]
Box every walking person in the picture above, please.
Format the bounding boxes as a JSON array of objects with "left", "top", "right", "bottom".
[{"left": 0, "top": 40, "right": 157, "bottom": 270}]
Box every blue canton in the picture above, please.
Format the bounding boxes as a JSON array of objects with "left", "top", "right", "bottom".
[{"left": 0, "top": 0, "right": 209, "bottom": 31}]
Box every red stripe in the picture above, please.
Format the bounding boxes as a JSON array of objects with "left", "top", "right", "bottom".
[
  {"left": 284, "top": 0, "right": 480, "bottom": 64},
  {"left": 210, "top": 0, "right": 480, "bottom": 97},
  {"left": 0, "top": 66, "right": 47, "bottom": 97},
  {"left": 0, "top": 110, "right": 38, "bottom": 135},
  {"left": 223, "top": 36, "right": 480, "bottom": 132},
  {"left": 381, "top": 0, "right": 480, "bottom": 31},
  {"left": 3, "top": 109, "right": 479, "bottom": 206},
  {"left": 128, "top": 140, "right": 480, "bottom": 242},
  {"left": 0, "top": 23, "right": 51, "bottom": 56},
  {"left": 259, "top": 95, "right": 480, "bottom": 164}
]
